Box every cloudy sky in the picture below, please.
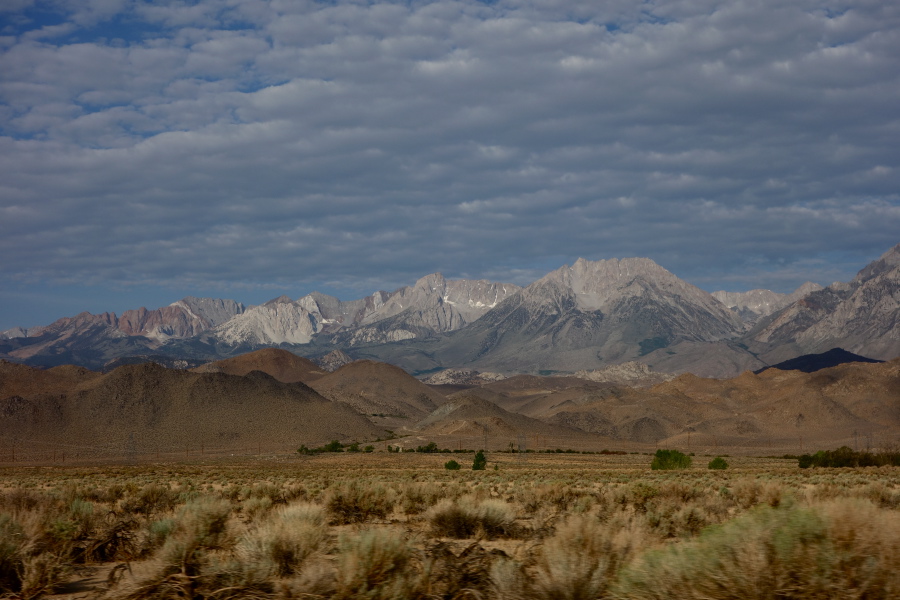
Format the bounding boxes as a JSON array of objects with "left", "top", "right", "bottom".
[{"left": 1, "top": 0, "right": 898, "bottom": 330}]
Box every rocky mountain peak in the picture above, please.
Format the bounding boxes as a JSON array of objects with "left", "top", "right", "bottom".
[
  {"left": 792, "top": 282, "right": 824, "bottom": 297},
  {"left": 264, "top": 295, "right": 296, "bottom": 306},
  {"left": 414, "top": 272, "right": 447, "bottom": 292},
  {"left": 854, "top": 243, "right": 900, "bottom": 283},
  {"left": 536, "top": 256, "right": 718, "bottom": 316}
]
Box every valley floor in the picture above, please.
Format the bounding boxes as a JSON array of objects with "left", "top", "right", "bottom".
[{"left": 2, "top": 454, "right": 900, "bottom": 599}]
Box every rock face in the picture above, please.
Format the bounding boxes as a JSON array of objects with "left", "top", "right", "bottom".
[
  {"left": 118, "top": 297, "right": 244, "bottom": 341},
  {"left": 713, "top": 282, "right": 823, "bottom": 324},
  {"left": 208, "top": 273, "right": 520, "bottom": 348},
  {"left": 0, "top": 297, "right": 245, "bottom": 368},
  {"left": 316, "top": 349, "right": 354, "bottom": 372},
  {"left": 430, "top": 257, "right": 748, "bottom": 374},
  {"left": 421, "top": 369, "right": 507, "bottom": 385},
  {"left": 746, "top": 243, "right": 900, "bottom": 362},
  {"left": 573, "top": 361, "right": 675, "bottom": 388},
  {"left": 213, "top": 296, "right": 321, "bottom": 345},
  {"left": 327, "top": 273, "right": 520, "bottom": 346}
]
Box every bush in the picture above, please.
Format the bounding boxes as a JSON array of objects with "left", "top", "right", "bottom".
[
  {"left": 472, "top": 451, "right": 487, "bottom": 470},
  {"left": 708, "top": 457, "right": 728, "bottom": 470},
  {"left": 326, "top": 483, "right": 394, "bottom": 525},
  {"left": 612, "top": 499, "right": 900, "bottom": 599},
  {"left": 427, "top": 497, "right": 516, "bottom": 539},
  {"left": 651, "top": 449, "right": 691, "bottom": 470},
  {"left": 336, "top": 529, "right": 419, "bottom": 600},
  {"left": 322, "top": 440, "right": 345, "bottom": 453},
  {"left": 530, "top": 515, "right": 651, "bottom": 600},
  {"left": 235, "top": 503, "right": 326, "bottom": 577},
  {"left": 444, "top": 460, "right": 461, "bottom": 470},
  {"left": 798, "top": 446, "right": 900, "bottom": 468}
]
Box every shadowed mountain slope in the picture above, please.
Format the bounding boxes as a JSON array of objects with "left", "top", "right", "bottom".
[
  {"left": 0, "top": 362, "right": 384, "bottom": 459},
  {"left": 755, "top": 348, "right": 883, "bottom": 374}
]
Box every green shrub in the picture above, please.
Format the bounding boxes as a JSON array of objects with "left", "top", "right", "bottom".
[
  {"left": 708, "top": 456, "right": 729, "bottom": 470},
  {"left": 651, "top": 449, "right": 691, "bottom": 470},
  {"left": 798, "top": 446, "right": 900, "bottom": 468},
  {"left": 322, "top": 440, "right": 345, "bottom": 453},
  {"left": 444, "top": 460, "right": 461, "bottom": 470},
  {"left": 472, "top": 451, "right": 487, "bottom": 471}
]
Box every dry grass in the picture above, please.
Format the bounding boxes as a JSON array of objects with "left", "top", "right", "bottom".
[{"left": 0, "top": 454, "right": 898, "bottom": 599}]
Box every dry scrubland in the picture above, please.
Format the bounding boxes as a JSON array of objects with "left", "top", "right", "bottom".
[{"left": 1, "top": 453, "right": 900, "bottom": 599}]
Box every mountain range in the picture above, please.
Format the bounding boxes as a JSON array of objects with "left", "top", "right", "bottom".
[{"left": 2, "top": 243, "right": 898, "bottom": 377}]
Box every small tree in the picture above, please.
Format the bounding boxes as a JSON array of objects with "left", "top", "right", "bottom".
[
  {"left": 472, "top": 450, "right": 487, "bottom": 470},
  {"left": 444, "top": 459, "right": 461, "bottom": 470},
  {"left": 708, "top": 456, "right": 728, "bottom": 470},
  {"left": 651, "top": 449, "right": 691, "bottom": 470},
  {"left": 322, "top": 440, "right": 344, "bottom": 453}
]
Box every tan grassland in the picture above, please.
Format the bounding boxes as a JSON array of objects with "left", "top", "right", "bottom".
[{"left": 1, "top": 452, "right": 900, "bottom": 599}]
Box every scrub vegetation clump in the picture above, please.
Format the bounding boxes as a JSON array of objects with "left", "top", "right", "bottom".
[
  {"left": 650, "top": 449, "right": 692, "bottom": 470},
  {"left": 1, "top": 453, "right": 899, "bottom": 599}
]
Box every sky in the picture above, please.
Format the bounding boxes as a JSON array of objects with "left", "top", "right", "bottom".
[{"left": 1, "top": 0, "right": 899, "bottom": 331}]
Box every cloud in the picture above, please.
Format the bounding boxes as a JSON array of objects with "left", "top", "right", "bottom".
[{"left": 1, "top": 0, "right": 899, "bottom": 328}]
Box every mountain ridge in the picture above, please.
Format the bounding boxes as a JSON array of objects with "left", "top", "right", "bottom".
[{"left": 2, "top": 244, "right": 898, "bottom": 377}]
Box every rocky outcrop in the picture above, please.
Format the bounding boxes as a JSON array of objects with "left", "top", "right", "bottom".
[
  {"left": 327, "top": 273, "right": 520, "bottom": 346},
  {"left": 317, "top": 349, "right": 354, "bottom": 372},
  {"left": 118, "top": 297, "right": 244, "bottom": 341},
  {"left": 747, "top": 244, "right": 900, "bottom": 362},
  {"left": 212, "top": 296, "right": 320, "bottom": 345},
  {"left": 421, "top": 368, "right": 507, "bottom": 385},
  {"left": 573, "top": 361, "right": 674, "bottom": 387}
]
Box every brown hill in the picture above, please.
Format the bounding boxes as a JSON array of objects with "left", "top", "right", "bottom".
[
  {"left": 0, "top": 362, "right": 384, "bottom": 461},
  {"left": 410, "top": 393, "right": 615, "bottom": 451},
  {"left": 0, "top": 360, "right": 100, "bottom": 397},
  {"left": 476, "top": 375, "right": 622, "bottom": 415},
  {"left": 192, "top": 348, "right": 327, "bottom": 383},
  {"left": 310, "top": 360, "right": 447, "bottom": 420},
  {"left": 416, "top": 394, "right": 575, "bottom": 437},
  {"left": 529, "top": 358, "right": 900, "bottom": 451}
]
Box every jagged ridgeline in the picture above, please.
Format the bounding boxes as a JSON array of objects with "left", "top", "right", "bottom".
[{"left": 2, "top": 243, "right": 898, "bottom": 377}]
